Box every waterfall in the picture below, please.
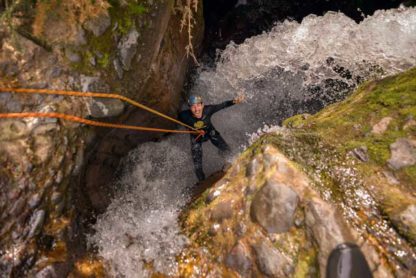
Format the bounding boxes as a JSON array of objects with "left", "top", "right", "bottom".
[{"left": 89, "top": 6, "right": 416, "bottom": 277}]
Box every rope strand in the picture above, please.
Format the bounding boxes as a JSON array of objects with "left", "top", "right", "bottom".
[
  {"left": 0, "top": 112, "right": 199, "bottom": 134},
  {"left": 0, "top": 87, "right": 198, "bottom": 131}
]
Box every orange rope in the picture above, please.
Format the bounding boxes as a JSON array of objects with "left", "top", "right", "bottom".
[
  {"left": 0, "top": 87, "right": 198, "bottom": 131},
  {"left": 0, "top": 112, "right": 199, "bottom": 135}
]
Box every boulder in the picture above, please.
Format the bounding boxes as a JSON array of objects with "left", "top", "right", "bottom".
[
  {"left": 83, "top": 13, "right": 112, "bottom": 37},
  {"left": 371, "top": 117, "right": 393, "bottom": 135},
  {"left": 225, "top": 241, "right": 252, "bottom": 276},
  {"left": 388, "top": 138, "right": 416, "bottom": 170},
  {"left": 253, "top": 241, "right": 290, "bottom": 277},
  {"left": 250, "top": 180, "right": 299, "bottom": 233},
  {"left": 305, "top": 198, "right": 352, "bottom": 275},
  {"left": 118, "top": 29, "right": 140, "bottom": 71}
]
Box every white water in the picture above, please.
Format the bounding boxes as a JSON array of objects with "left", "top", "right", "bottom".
[{"left": 89, "top": 7, "right": 416, "bottom": 277}]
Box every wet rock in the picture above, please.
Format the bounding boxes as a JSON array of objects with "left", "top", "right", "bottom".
[
  {"left": 250, "top": 180, "right": 299, "bottom": 233},
  {"left": 35, "top": 265, "right": 57, "bottom": 278},
  {"left": 0, "top": 61, "right": 19, "bottom": 77},
  {"left": 10, "top": 198, "right": 26, "bottom": 215},
  {"left": 244, "top": 183, "right": 257, "bottom": 196},
  {"left": 28, "top": 210, "right": 46, "bottom": 238},
  {"left": 397, "top": 205, "right": 416, "bottom": 242},
  {"left": 64, "top": 48, "right": 81, "bottom": 63},
  {"left": 73, "top": 26, "right": 87, "bottom": 46},
  {"left": 206, "top": 180, "right": 229, "bottom": 204},
  {"left": 33, "top": 123, "right": 58, "bottom": 135},
  {"left": 83, "top": 13, "right": 111, "bottom": 37},
  {"left": 118, "top": 29, "right": 140, "bottom": 70},
  {"left": 113, "top": 58, "right": 124, "bottom": 79},
  {"left": 387, "top": 138, "right": 416, "bottom": 170},
  {"left": 382, "top": 171, "right": 399, "bottom": 185},
  {"left": 236, "top": 222, "right": 247, "bottom": 237},
  {"left": 403, "top": 117, "right": 416, "bottom": 130},
  {"left": 29, "top": 193, "right": 43, "bottom": 209},
  {"left": 371, "top": 117, "right": 393, "bottom": 134},
  {"left": 89, "top": 56, "right": 96, "bottom": 66},
  {"left": 210, "top": 201, "right": 233, "bottom": 222},
  {"left": 0, "top": 120, "right": 29, "bottom": 141},
  {"left": 89, "top": 98, "right": 125, "bottom": 118},
  {"left": 54, "top": 170, "right": 64, "bottom": 184},
  {"left": 206, "top": 190, "right": 220, "bottom": 204},
  {"left": 72, "top": 150, "right": 84, "bottom": 176},
  {"left": 225, "top": 241, "right": 252, "bottom": 276},
  {"left": 208, "top": 223, "right": 221, "bottom": 236},
  {"left": 34, "top": 136, "right": 54, "bottom": 164},
  {"left": 51, "top": 192, "right": 62, "bottom": 205},
  {"left": 7, "top": 188, "right": 21, "bottom": 200},
  {"left": 246, "top": 156, "right": 261, "bottom": 177},
  {"left": 351, "top": 146, "right": 368, "bottom": 162},
  {"left": 305, "top": 198, "right": 350, "bottom": 275},
  {"left": 55, "top": 200, "right": 65, "bottom": 216},
  {"left": 253, "top": 241, "right": 290, "bottom": 277}
]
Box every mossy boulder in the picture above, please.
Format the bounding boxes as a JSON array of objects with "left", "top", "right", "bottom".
[{"left": 180, "top": 68, "right": 416, "bottom": 277}]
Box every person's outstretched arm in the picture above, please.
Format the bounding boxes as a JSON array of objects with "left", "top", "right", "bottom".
[{"left": 208, "top": 95, "right": 245, "bottom": 115}]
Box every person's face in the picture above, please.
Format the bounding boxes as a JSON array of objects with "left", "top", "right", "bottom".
[{"left": 190, "top": 103, "right": 204, "bottom": 118}]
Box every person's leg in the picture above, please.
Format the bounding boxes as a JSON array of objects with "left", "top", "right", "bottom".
[
  {"left": 191, "top": 139, "right": 205, "bottom": 181},
  {"left": 209, "top": 130, "right": 231, "bottom": 156},
  {"left": 326, "top": 242, "right": 372, "bottom": 278}
]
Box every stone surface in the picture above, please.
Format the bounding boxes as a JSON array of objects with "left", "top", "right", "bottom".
[
  {"left": 253, "top": 241, "right": 290, "bottom": 277},
  {"left": 28, "top": 210, "right": 46, "bottom": 238},
  {"left": 371, "top": 117, "right": 393, "bottom": 134},
  {"left": 351, "top": 146, "right": 369, "bottom": 162},
  {"left": 305, "top": 198, "right": 351, "bottom": 275},
  {"left": 0, "top": 0, "right": 203, "bottom": 275},
  {"left": 388, "top": 138, "right": 416, "bottom": 170},
  {"left": 64, "top": 48, "right": 81, "bottom": 63},
  {"left": 225, "top": 241, "right": 252, "bottom": 276},
  {"left": 83, "top": 13, "right": 111, "bottom": 37},
  {"left": 250, "top": 180, "right": 299, "bottom": 233},
  {"left": 210, "top": 201, "right": 233, "bottom": 222},
  {"left": 118, "top": 29, "right": 140, "bottom": 71},
  {"left": 113, "top": 58, "right": 124, "bottom": 79},
  {"left": 88, "top": 98, "right": 125, "bottom": 118},
  {"left": 245, "top": 156, "right": 261, "bottom": 177},
  {"left": 397, "top": 204, "right": 416, "bottom": 242}
]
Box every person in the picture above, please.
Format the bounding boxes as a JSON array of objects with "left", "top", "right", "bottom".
[{"left": 179, "top": 94, "right": 245, "bottom": 181}]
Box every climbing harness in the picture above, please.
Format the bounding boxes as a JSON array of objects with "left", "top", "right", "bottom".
[{"left": 0, "top": 88, "right": 203, "bottom": 136}]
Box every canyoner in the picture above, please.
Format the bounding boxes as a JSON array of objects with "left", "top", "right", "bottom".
[{"left": 179, "top": 94, "right": 245, "bottom": 181}]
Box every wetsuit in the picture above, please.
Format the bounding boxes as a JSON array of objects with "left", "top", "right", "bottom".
[{"left": 179, "top": 100, "right": 234, "bottom": 181}]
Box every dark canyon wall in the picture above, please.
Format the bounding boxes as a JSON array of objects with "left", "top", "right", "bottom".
[{"left": 0, "top": 0, "right": 203, "bottom": 276}]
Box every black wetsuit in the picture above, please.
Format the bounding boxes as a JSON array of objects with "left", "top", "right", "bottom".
[{"left": 179, "top": 100, "right": 234, "bottom": 181}]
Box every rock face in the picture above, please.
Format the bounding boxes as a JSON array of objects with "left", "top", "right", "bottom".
[
  {"left": 180, "top": 69, "right": 416, "bottom": 277},
  {"left": 250, "top": 181, "right": 299, "bottom": 233},
  {"left": 388, "top": 138, "right": 416, "bottom": 170},
  {"left": 0, "top": 0, "right": 203, "bottom": 275}
]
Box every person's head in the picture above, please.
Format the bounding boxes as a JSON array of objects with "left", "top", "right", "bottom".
[{"left": 188, "top": 95, "right": 204, "bottom": 118}]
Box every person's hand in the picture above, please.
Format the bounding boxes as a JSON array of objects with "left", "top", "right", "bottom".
[{"left": 233, "top": 93, "right": 246, "bottom": 104}]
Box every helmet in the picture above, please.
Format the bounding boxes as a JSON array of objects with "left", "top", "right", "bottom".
[{"left": 188, "top": 95, "right": 203, "bottom": 105}]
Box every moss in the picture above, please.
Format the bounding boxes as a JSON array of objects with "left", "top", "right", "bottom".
[
  {"left": 283, "top": 114, "right": 308, "bottom": 128},
  {"left": 127, "top": 2, "right": 148, "bottom": 15},
  {"left": 97, "top": 53, "right": 110, "bottom": 68},
  {"left": 109, "top": 0, "right": 148, "bottom": 35},
  {"left": 293, "top": 247, "right": 318, "bottom": 278},
  {"left": 402, "top": 166, "right": 416, "bottom": 190}
]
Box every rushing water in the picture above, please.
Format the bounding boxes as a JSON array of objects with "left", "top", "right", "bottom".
[{"left": 89, "top": 7, "right": 416, "bottom": 277}]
